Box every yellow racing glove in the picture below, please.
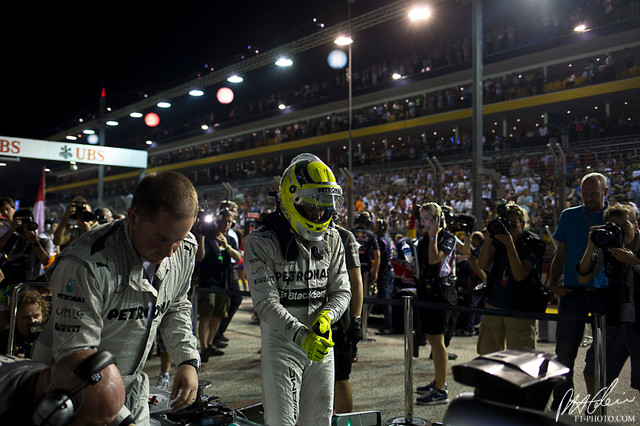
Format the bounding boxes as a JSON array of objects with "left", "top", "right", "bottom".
[
  {"left": 295, "top": 325, "right": 334, "bottom": 361},
  {"left": 312, "top": 309, "right": 333, "bottom": 342}
]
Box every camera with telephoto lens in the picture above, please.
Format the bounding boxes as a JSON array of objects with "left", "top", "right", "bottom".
[
  {"left": 591, "top": 222, "right": 624, "bottom": 249},
  {"left": 16, "top": 216, "right": 39, "bottom": 233},
  {"left": 70, "top": 202, "right": 95, "bottom": 222},
  {"left": 450, "top": 214, "right": 476, "bottom": 234},
  {"left": 486, "top": 199, "right": 511, "bottom": 235}
]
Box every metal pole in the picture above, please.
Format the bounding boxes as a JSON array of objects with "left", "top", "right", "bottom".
[
  {"left": 554, "top": 143, "right": 567, "bottom": 213},
  {"left": 471, "top": 0, "right": 484, "bottom": 231},
  {"left": 593, "top": 313, "right": 607, "bottom": 417},
  {"left": 547, "top": 144, "right": 560, "bottom": 218},
  {"left": 346, "top": 0, "right": 354, "bottom": 230},
  {"left": 98, "top": 88, "right": 106, "bottom": 206},
  {"left": 386, "top": 296, "right": 427, "bottom": 425},
  {"left": 432, "top": 156, "right": 443, "bottom": 205}
]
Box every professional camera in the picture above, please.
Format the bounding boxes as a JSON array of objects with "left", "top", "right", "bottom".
[
  {"left": 194, "top": 209, "right": 218, "bottom": 236},
  {"left": 591, "top": 222, "right": 624, "bottom": 249},
  {"left": 16, "top": 216, "right": 39, "bottom": 233},
  {"left": 486, "top": 199, "right": 511, "bottom": 235},
  {"left": 70, "top": 202, "right": 95, "bottom": 222},
  {"left": 94, "top": 209, "right": 109, "bottom": 224},
  {"left": 26, "top": 321, "right": 44, "bottom": 344},
  {"left": 449, "top": 213, "right": 476, "bottom": 234}
]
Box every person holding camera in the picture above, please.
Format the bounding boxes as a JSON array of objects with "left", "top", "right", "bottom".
[
  {"left": 0, "top": 197, "right": 16, "bottom": 238},
  {"left": 576, "top": 203, "right": 640, "bottom": 396},
  {"left": 0, "top": 209, "right": 53, "bottom": 287},
  {"left": 413, "top": 202, "right": 458, "bottom": 405},
  {"left": 195, "top": 208, "right": 241, "bottom": 362},
  {"left": 53, "top": 196, "right": 95, "bottom": 249},
  {"left": 548, "top": 172, "right": 609, "bottom": 411},
  {"left": 476, "top": 200, "right": 545, "bottom": 355},
  {"left": 0, "top": 289, "right": 48, "bottom": 357}
]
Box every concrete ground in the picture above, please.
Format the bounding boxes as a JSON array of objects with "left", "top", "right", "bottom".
[{"left": 143, "top": 298, "right": 638, "bottom": 425}]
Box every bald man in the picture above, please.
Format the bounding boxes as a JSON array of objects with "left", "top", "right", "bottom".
[{"left": 0, "top": 349, "right": 125, "bottom": 425}]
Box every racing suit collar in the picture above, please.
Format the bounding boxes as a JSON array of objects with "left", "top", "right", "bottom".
[{"left": 123, "top": 217, "right": 169, "bottom": 295}]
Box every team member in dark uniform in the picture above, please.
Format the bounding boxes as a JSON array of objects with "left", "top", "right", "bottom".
[
  {"left": 374, "top": 218, "right": 396, "bottom": 335},
  {"left": 333, "top": 224, "right": 364, "bottom": 413},
  {"left": 350, "top": 211, "right": 380, "bottom": 361}
]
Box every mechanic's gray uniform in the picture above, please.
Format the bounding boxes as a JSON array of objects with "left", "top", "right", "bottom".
[
  {"left": 245, "top": 225, "right": 350, "bottom": 426},
  {"left": 32, "top": 218, "right": 199, "bottom": 426}
]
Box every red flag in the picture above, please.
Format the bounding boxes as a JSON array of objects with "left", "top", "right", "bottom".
[{"left": 34, "top": 170, "right": 45, "bottom": 234}]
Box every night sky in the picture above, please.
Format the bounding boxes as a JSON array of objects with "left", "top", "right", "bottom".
[{"left": 0, "top": 0, "right": 569, "bottom": 204}]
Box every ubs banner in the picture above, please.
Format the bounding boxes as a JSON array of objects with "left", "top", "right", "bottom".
[{"left": 0, "top": 136, "right": 148, "bottom": 168}]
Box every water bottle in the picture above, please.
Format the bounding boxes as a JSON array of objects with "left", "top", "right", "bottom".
[{"left": 401, "top": 241, "right": 413, "bottom": 264}]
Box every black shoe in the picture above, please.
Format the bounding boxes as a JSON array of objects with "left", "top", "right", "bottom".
[
  {"left": 448, "top": 352, "right": 458, "bottom": 360},
  {"left": 218, "top": 335, "right": 229, "bottom": 343},
  {"left": 455, "top": 330, "right": 473, "bottom": 337},
  {"left": 375, "top": 328, "right": 395, "bottom": 335},
  {"left": 200, "top": 350, "right": 209, "bottom": 363},
  {"left": 213, "top": 340, "right": 228, "bottom": 348},
  {"left": 203, "top": 345, "right": 224, "bottom": 358}
]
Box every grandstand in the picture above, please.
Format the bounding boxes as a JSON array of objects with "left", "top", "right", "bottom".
[{"left": 44, "top": 0, "right": 640, "bottom": 228}]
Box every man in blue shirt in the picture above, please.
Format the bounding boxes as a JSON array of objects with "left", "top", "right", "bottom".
[{"left": 548, "top": 172, "right": 609, "bottom": 411}]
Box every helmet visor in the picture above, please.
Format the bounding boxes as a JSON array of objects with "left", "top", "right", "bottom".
[{"left": 295, "top": 187, "right": 344, "bottom": 211}]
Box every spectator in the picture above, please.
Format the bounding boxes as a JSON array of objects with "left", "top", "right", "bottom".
[
  {"left": 549, "top": 172, "right": 610, "bottom": 412},
  {"left": 33, "top": 171, "right": 202, "bottom": 425}
]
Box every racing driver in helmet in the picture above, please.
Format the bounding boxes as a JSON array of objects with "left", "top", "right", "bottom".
[{"left": 245, "top": 153, "right": 351, "bottom": 425}]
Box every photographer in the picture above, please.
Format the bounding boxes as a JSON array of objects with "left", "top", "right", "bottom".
[
  {"left": 195, "top": 208, "right": 241, "bottom": 362},
  {"left": 0, "top": 209, "right": 52, "bottom": 287},
  {"left": 477, "top": 200, "right": 545, "bottom": 355},
  {"left": 576, "top": 203, "right": 640, "bottom": 395},
  {"left": 0, "top": 289, "right": 49, "bottom": 357},
  {"left": 53, "top": 196, "right": 95, "bottom": 249},
  {"left": 94, "top": 207, "right": 114, "bottom": 225}
]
